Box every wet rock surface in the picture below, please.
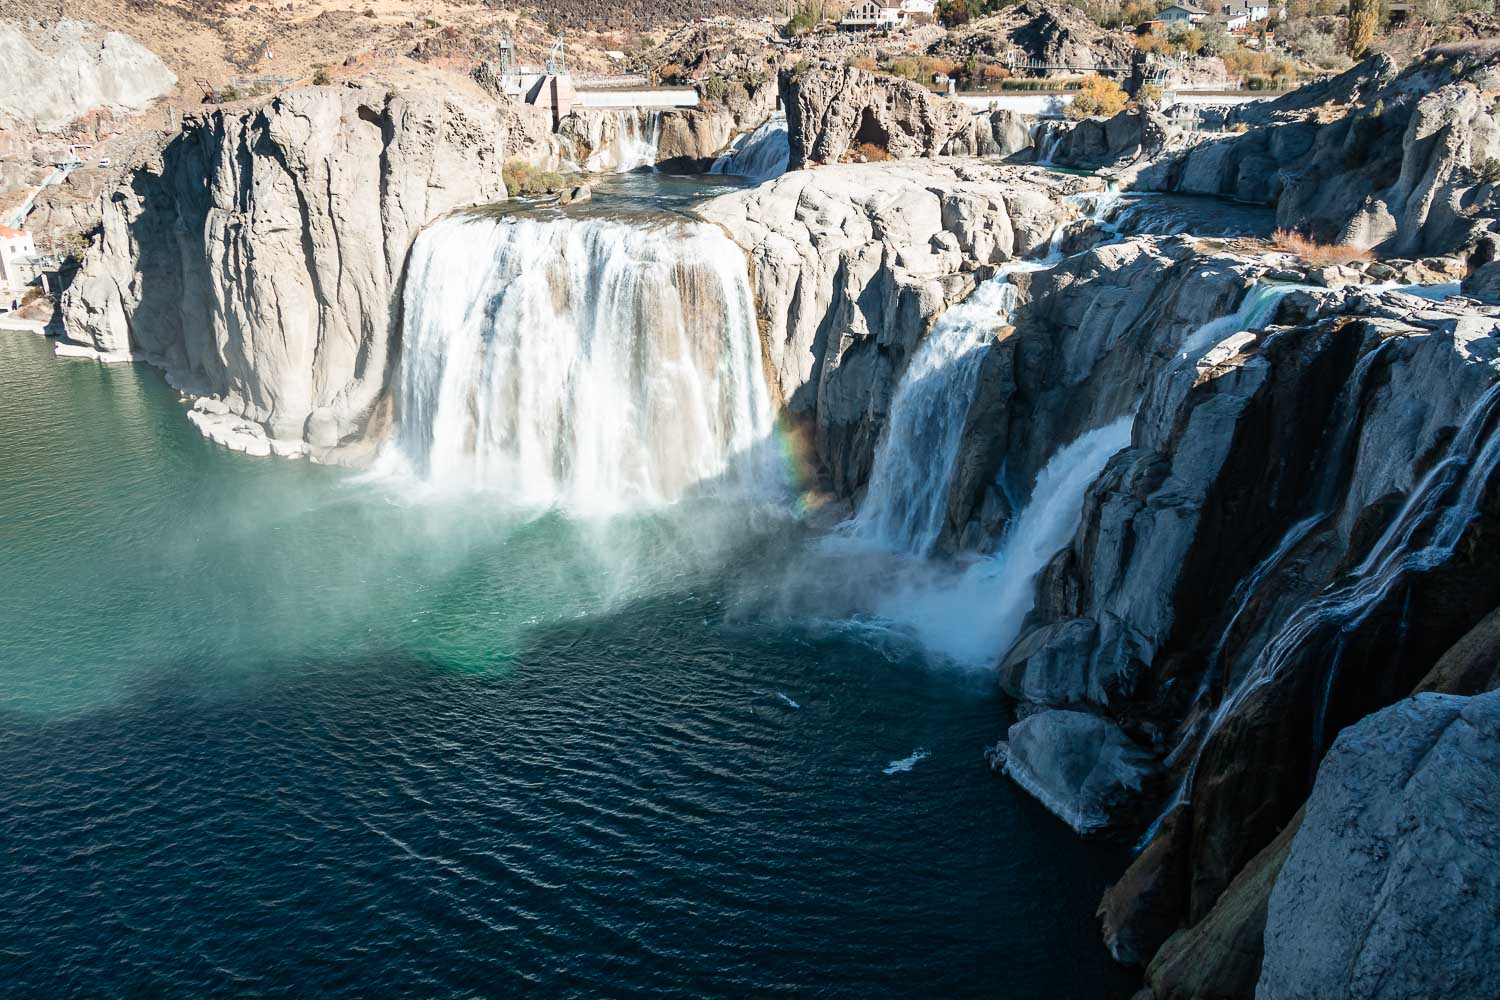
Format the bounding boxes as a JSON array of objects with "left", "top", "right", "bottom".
[{"left": 698, "top": 160, "right": 1096, "bottom": 496}]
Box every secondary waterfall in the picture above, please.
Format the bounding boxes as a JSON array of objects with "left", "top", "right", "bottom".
[
  {"left": 865, "top": 417, "right": 1133, "bottom": 665},
  {"left": 560, "top": 111, "right": 661, "bottom": 173},
  {"left": 381, "top": 211, "right": 779, "bottom": 513},
  {"left": 849, "top": 263, "right": 1044, "bottom": 554},
  {"left": 710, "top": 113, "right": 790, "bottom": 183}
]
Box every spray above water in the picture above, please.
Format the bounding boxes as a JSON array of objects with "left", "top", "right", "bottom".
[
  {"left": 868, "top": 417, "right": 1133, "bottom": 666},
  {"left": 379, "top": 212, "right": 782, "bottom": 514}
]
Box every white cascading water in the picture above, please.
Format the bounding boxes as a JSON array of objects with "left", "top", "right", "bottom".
[
  {"left": 379, "top": 212, "right": 779, "bottom": 513},
  {"left": 562, "top": 111, "right": 661, "bottom": 173},
  {"left": 614, "top": 111, "right": 661, "bottom": 172},
  {"left": 866, "top": 416, "right": 1133, "bottom": 665},
  {"left": 710, "top": 113, "right": 790, "bottom": 183},
  {"left": 849, "top": 263, "right": 1047, "bottom": 554}
]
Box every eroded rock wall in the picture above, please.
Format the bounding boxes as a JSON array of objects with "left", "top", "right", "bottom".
[
  {"left": 1126, "top": 51, "right": 1500, "bottom": 257},
  {"left": 779, "top": 61, "right": 972, "bottom": 170},
  {"left": 1259, "top": 690, "right": 1500, "bottom": 1000},
  {"left": 993, "top": 275, "right": 1500, "bottom": 975},
  {"left": 0, "top": 19, "right": 175, "bottom": 131},
  {"left": 698, "top": 160, "right": 1093, "bottom": 497},
  {"left": 61, "top": 84, "right": 508, "bottom": 457}
]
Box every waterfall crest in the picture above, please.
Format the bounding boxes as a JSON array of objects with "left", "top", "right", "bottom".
[
  {"left": 560, "top": 111, "right": 661, "bottom": 173},
  {"left": 380, "top": 212, "right": 780, "bottom": 513},
  {"left": 710, "top": 114, "right": 790, "bottom": 183}
]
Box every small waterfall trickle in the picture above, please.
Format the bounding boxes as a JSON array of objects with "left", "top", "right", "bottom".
[
  {"left": 710, "top": 113, "right": 790, "bottom": 183},
  {"left": 848, "top": 263, "right": 1045, "bottom": 554},
  {"left": 379, "top": 212, "right": 780, "bottom": 513},
  {"left": 1139, "top": 374, "right": 1500, "bottom": 848}
]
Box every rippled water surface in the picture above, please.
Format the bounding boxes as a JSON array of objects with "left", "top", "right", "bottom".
[{"left": 0, "top": 333, "right": 1134, "bottom": 998}]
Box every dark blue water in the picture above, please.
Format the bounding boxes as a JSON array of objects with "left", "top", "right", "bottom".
[{"left": 0, "top": 332, "right": 1135, "bottom": 997}]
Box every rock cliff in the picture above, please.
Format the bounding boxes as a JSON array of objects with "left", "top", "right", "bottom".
[
  {"left": 0, "top": 19, "right": 175, "bottom": 131},
  {"left": 61, "top": 84, "right": 508, "bottom": 459},
  {"left": 1125, "top": 49, "right": 1500, "bottom": 257},
  {"left": 698, "top": 160, "right": 1095, "bottom": 495},
  {"left": 974, "top": 264, "right": 1500, "bottom": 987},
  {"left": 928, "top": 0, "right": 1135, "bottom": 73},
  {"left": 1259, "top": 690, "right": 1500, "bottom": 1000},
  {"left": 779, "top": 61, "right": 973, "bottom": 170}
]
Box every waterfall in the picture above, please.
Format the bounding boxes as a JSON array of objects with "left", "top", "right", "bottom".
[
  {"left": 710, "top": 113, "right": 790, "bottom": 183},
  {"left": 615, "top": 111, "right": 661, "bottom": 172},
  {"left": 560, "top": 111, "right": 661, "bottom": 173},
  {"left": 1035, "top": 124, "right": 1065, "bottom": 166},
  {"left": 848, "top": 264, "right": 1044, "bottom": 554},
  {"left": 865, "top": 417, "right": 1134, "bottom": 665},
  {"left": 849, "top": 191, "right": 1130, "bottom": 555},
  {"left": 379, "top": 211, "right": 780, "bottom": 513},
  {"left": 1139, "top": 376, "right": 1500, "bottom": 848}
]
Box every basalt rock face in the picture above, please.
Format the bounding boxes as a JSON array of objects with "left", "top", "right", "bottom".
[
  {"left": 996, "top": 276, "right": 1500, "bottom": 975},
  {"left": 1127, "top": 50, "right": 1500, "bottom": 257},
  {"left": 697, "top": 160, "right": 1094, "bottom": 495},
  {"left": 940, "top": 109, "right": 1034, "bottom": 159},
  {"left": 655, "top": 107, "right": 735, "bottom": 172},
  {"left": 944, "top": 238, "right": 1259, "bottom": 553},
  {"left": 1258, "top": 691, "right": 1500, "bottom": 1000},
  {"left": 1035, "top": 109, "right": 1169, "bottom": 170},
  {"left": 780, "top": 61, "right": 971, "bottom": 170},
  {"left": 928, "top": 0, "right": 1135, "bottom": 72},
  {"left": 62, "top": 85, "right": 508, "bottom": 457}
]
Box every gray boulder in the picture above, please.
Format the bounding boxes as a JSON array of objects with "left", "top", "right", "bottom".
[
  {"left": 1258, "top": 691, "right": 1500, "bottom": 1000},
  {"left": 0, "top": 19, "right": 175, "bottom": 130},
  {"left": 779, "top": 60, "right": 970, "bottom": 170},
  {"left": 1003, "top": 709, "right": 1161, "bottom": 834}
]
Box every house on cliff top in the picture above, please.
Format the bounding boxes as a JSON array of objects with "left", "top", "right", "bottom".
[{"left": 841, "top": 0, "right": 935, "bottom": 29}]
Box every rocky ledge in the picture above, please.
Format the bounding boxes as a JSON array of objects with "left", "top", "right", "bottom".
[
  {"left": 61, "top": 83, "right": 508, "bottom": 460},
  {"left": 697, "top": 159, "right": 1098, "bottom": 497}
]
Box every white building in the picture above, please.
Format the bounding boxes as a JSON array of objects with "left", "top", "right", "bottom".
[
  {"left": 1159, "top": 3, "right": 1209, "bottom": 25},
  {"left": 1223, "top": 0, "right": 1271, "bottom": 27},
  {"left": 0, "top": 225, "right": 38, "bottom": 305},
  {"left": 900, "top": 0, "right": 937, "bottom": 15},
  {"left": 841, "top": 0, "right": 908, "bottom": 29}
]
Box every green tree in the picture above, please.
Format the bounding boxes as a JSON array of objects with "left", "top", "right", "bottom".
[{"left": 1347, "top": 0, "right": 1379, "bottom": 55}]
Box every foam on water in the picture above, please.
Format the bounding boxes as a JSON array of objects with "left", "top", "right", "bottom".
[{"left": 884, "top": 749, "right": 930, "bottom": 774}]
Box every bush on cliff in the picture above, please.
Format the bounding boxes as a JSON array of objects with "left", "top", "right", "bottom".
[
  {"left": 1065, "top": 74, "right": 1129, "bottom": 119},
  {"left": 1271, "top": 228, "right": 1373, "bottom": 265},
  {"left": 503, "top": 160, "right": 566, "bottom": 197}
]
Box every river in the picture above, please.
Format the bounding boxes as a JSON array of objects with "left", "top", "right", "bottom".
[{"left": 0, "top": 303, "right": 1136, "bottom": 995}]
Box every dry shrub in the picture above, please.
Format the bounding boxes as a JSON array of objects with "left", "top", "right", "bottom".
[
  {"left": 855, "top": 142, "right": 892, "bottom": 162},
  {"left": 1272, "top": 228, "right": 1373, "bottom": 266},
  {"left": 1065, "top": 74, "right": 1130, "bottom": 120}
]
